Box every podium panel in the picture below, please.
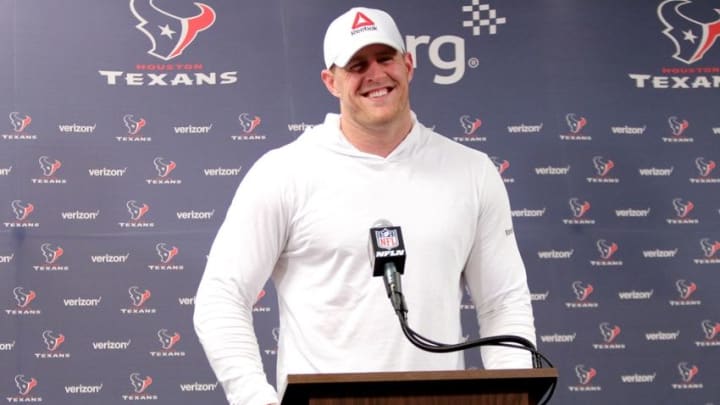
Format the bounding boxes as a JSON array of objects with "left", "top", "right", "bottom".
[{"left": 282, "top": 368, "right": 558, "bottom": 405}]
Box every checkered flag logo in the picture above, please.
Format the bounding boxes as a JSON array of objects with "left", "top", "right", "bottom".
[{"left": 462, "top": 1, "right": 506, "bottom": 36}]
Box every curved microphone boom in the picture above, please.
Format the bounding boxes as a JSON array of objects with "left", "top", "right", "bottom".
[{"left": 367, "top": 220, "right": 553, "bottom": 371}]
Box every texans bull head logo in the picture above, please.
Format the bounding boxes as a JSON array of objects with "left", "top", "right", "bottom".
[
  {"left": 11, "top": 200, "right": 34, "bottom": 221},
  {"left": 677, "top": 362, "right": 699, "bottom": 382},
  {"left": 599, "top": 322, "right": 621, "bottom": 343},
  {"left": 157, "top": 329, "right": 181, "bottom": 350},
  {"left": 127, "top": 200, "right": 150, "bottom": 221},
  {"left": 13, "top": 287, "right": 37, "bottom": 308},
  {"left": 42, "top": 330, "right": 65, "bottom": 352},
  {"left": 130, "top": 0, "right": 216, "bottom": 61},
  {"left": 9, "top": 112, "right": 32, "bottom": 132},
  {"left": 459, "top": 115, "right": 482, "bottom": 135},
  {"left": 592, "top": 156, "right": 614, "bottom": 177},
  {"left": 40, "top": 243, "right": 64, "bottom": 264},
  {"left": 658, "top": 0, "right": 720, "bottom": 64},
  {"left": 668, "top": 116, "right": 689, "bottom": 136},
  {"left": 129, "top": 286, "right": 152, "bottom": 307},
  {"left": 153, "top": 157, "right": 176, "bottom": 177},
  {"left": 38, "top": 156, "right": 62, "bottom": 177},
  {"left": 672, "top": 198, "right": 694, "bottom": 218},
  {"left": 699, "top": 238, "right": 720, "bottom": 258},
  {"left": 701, "top": 320, "right": 720, "bottom": 340},
  {"left": 123, "top": 114, "right": 146, "bottom": 135},
  {"left": 569, "top": 198, "right": 591, "bottom": 218},
  {"left": 129, "top": 373, "right": 153, "bottom": 394},
  {"left": 695, "top": 157, "right": 716, "bottom": 177},
  {"left": 575, "top": 365, "right": 597, "bottom": 385},
  {"left": 565, "top": 113, "right": 587, "bottom": 134},
  {"left": 238, "top": 113, "right": 261, "bottom": 133},
  {"left": 675, "top": 279, "right": 697, "bottom": 299},
  {"left": 155, "top": 243, "right": 179, "bottom": 263},
  {"left": 572, "top": 281, "right": 594, "bottom": 301},
  {"left": 15, "top": 375, "right": 38, "bottom": 396},
  {"left": 597, "top": 239, "right": 619, "bottom": 260}
]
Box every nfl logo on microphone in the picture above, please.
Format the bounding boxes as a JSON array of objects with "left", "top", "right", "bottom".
[{"left": 376, "top": 228, "right": 399, "bottom": 250}]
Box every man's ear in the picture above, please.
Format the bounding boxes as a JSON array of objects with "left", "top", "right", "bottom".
[
  {"left": 321, "top": 69, "right": 340, "bottom": 98},
  {"left": 404, "top": 52, "right": 414, "bottom": 83}
]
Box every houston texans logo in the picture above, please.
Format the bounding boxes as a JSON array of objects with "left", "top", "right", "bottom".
[
  {"left": 572, "top": 281, "right": 594, "bottom": 301},
  {"left": 157, "top": 329, "right": 181, "bottom": 350},
  {"left": 569, "top": 198, "right": 591, "bottom": 218},
  {"left": 155, "top": 242, "right": 179, "bottom": 263},
  {"left": 491, "top": 156, "right": 510, "bottom": 175},
  {"left": 695, "top": 157, "right": 716, "bottom": 177},
  {"left": 153, "top": 157, "right": 176, "bottom": 177},
  {"left": 677, "top": 362, "right": 699, "bottom": 382},
  {"left": 699, "top": 238, "right": 720, "bottom": 258},
  {"left": 130, "top": 0, "right": 216, "bottom": 61},
  {"left": 459, "top": 115, "right": 482, "bottom": 135},
  {"left": 127, "top": 200, "right": 150, "bottom": 221},
  {"left": 599, "top": 322, "right": 621, "bottom": 343},
  {"left": 565, "top": 113, "right": 587, "bottom": 134},
  {"left": 238, "top": 113, "right": 261, "bottom": 133},
  {"left": 38, "top": 156, "right": 62, "bottom": 177},
  {"left": 40, "top": 243, "right": 64, "bottom": 264},
  {"left": 129, "top": 373, "right": 153, "bottom": 394},
  {"left": 11, "top": 200, "right": 35, "bottom": 221},
  {"left": 596, "top": 239, "right": 618, "bottom": 260},
  {"left": 676, "top": 279, "right": 697, "bottom": 299},
  {"left": 668, "top": 116, "right": 689, "bottom": 136},
  {"left": 672, "top": 198, "right": 694, "bottom": 218},
  {"left": 575, "top": 365, "right": 597, "bottom": 385},
  {"left": 42, "top": 330, "right": 65, "bottom": 352},
  {"left": 272, "top": 327, "right": 280, "bottom": 343},
  {"left": 128, "top": 286, "right": 152, "bottom": 307},
  {"left": 701, "top": 320, "right": 720, "bottom": 340},
  {"left": 592, "top": 156, "right": 614, "bottom": 177},
  {"left": 14, "top": 375, "right": 38, "bottom": 396},
  {"left": 13, "top": 286, "right": 37, "bottom": 308},
  {"left": 123, "top": 114, "right": 146, "bottom": 135},
  {"left": 658, "top": 0, "right": 720, "bottom": 64},
  {"left": 9, "top": 112, "right": 32, "bottom": 132}
]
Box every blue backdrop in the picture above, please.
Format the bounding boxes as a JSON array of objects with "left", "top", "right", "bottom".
[{"left": 1, "top": 0, "right": 719, "bottom": 403}]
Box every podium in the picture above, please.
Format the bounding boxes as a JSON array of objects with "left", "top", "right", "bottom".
[{"left": 281, "top": 368, "right": 558, "bottom": 405}]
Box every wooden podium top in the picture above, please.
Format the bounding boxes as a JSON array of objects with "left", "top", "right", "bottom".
[{"left": 283, "top": 368, "right": 558, "bottom": 405}]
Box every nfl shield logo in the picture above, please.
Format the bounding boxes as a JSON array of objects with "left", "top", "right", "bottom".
[{"left": 375, "top": 228, "right": 399, "bottom": 250}]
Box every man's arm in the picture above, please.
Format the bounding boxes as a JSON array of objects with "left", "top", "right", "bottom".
[
  {"left": 463, "top": 156, "right": 536, "bottom": 369},
  {"left": 194, "top": 152, "right": 289, "bottom": 405}
]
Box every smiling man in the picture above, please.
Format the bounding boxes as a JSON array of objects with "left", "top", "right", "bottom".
[{"left": 194, "top": 7, "right": 536, "bottom": 405}]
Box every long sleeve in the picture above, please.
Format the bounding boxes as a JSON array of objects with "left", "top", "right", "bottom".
[
  {"left": 193, "top": 152, "right": 289, "bottom": 405},
  {"left": 463, "top": 157, "right": 536, "bottom": 369}
]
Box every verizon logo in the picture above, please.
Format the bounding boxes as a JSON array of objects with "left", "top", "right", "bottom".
[
  {"left": 90, "top": 254, "right": 130, "bottom": 263},
  {"left": 539, "top": 333, "right": 576, "bottom": 343},
  {"left": 64, "top": 384, "right": 103, "bottom": 394},
  {"left": 537, "top": 249, "right": 574, "bottom": 259},
  {"left": 620, "top": 373, "right": 656, "bottom": 383},
  {"left": 173, "top": 124, "right": 212, "bottom": 134},
  {"left": 645, "top": 331, "right": 679, "bottom": 341},
  {"left": 176, "top": 210, "right": 215, "bottom": 220},
  {"left": 610, "top": 125, "right": 646, "bottom": 135},
  {"left": 203, "top": 167, "right": 242, "bottom": 176},
  {"left": 638, "top": 167, "right": 674, "bottom": 176},
  {"left": 618, "top": 290, "right": 653, "bottom": 300},
  {"left": 58, "top": 123, "right": 97, "bottom": 134},
  {"left": 178, "top": 297, "right": 195, "bottom": 306},
  {"left": 642, "top": 249, "right": 678, "bottom": 258},
  {"left": 0, "top": 253, "right": 14, "bottom": 263},
  {"left": 534, "top": 166, "right": 570, "bottom": 175},
  {"left": 91, "top": 340, "right": 131, "bottom": 350},
  {"left": 615, "top": 208, "right": 651, "bottom": 217},
  {"left": 507, "top": 123, "right": 543, "bottom": 134},
  {"left": 179, "top": 382, "right": 219, "bottom": 392},
  {"left": 287, "top": 122, "right": 316, "bottom": 132},
  {"left": 63, "top": 297, "right": 102, "bottom": 307},
  {"left": 0, "top": 166, "right": 12, "bottom": 176},
  {"left": 61, "top": 210, "right": 100, "bottom": 220},
  {"left": 88, "top": 167, "right": 127, "bottom": 177}
]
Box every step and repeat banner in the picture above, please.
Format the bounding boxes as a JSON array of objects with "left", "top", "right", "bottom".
[{"left": 1, "top": 0, "right": 719, "bottom": 404}]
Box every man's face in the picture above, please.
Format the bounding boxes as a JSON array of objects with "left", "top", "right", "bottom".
[{"left": 322, "top": 44, "right": 414, "bottom": 132}]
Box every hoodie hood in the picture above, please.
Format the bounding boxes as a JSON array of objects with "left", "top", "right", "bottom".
[{"left": 296, "top": 112, "right": 430, "bottom": 161}]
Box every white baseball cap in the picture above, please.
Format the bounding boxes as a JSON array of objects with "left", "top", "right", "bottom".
[{"left": 323, "top": 7, "right": 405, "bottom": 69}]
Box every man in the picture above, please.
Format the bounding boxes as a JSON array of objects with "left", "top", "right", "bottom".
[{"left": 194, "top": 7, "right": 536, "bottom": 405}]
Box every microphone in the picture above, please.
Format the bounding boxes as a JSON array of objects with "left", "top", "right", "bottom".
[
  {"left": 368, "top": 220, "right": 407, "bottom": 316},
  {"left": 367, "top": 220, "right": 551, "bottom": 374}
]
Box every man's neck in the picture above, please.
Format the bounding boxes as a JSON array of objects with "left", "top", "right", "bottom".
[{"left": 339, "top": 114, "right": 413, "bottom": 158}]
